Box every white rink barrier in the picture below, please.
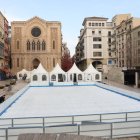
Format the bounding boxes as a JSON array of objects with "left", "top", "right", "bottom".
[{"left": 1, "top": 120, "right": 140, "bottom": 140}]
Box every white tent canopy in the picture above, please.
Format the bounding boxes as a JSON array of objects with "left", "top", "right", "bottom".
[
  {"left": 67, "top": 63, "right": 84, "bottom": 82},
  {"left": 32, "top": 63, "right": 48, "bottom": 74},
  {"left": 31, "top": 63, "right": 49, "bottom": 85},
  {"left": 84, "top": 63, "right": 100, "bottom": 73},
  {"left": 84, "top": 63, "right": 102, "bottom": 82},
  {"left": 17, "top": 69, "right": 31, "bottom": 80},
  {"left": 50, "top": 63, "right": 66, "bottom": 82}
]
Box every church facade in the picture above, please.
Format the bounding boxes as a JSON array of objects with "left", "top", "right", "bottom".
[{"left": 11, "top": 16, "right": 62, "bottom": 74}]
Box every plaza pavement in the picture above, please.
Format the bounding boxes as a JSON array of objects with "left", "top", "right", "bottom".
[
  {"left": 0, "top": 79, "right": 28, "bottom": 100},
  {"left": 102, "top": 79, "right": 140, "bottom": 93}
]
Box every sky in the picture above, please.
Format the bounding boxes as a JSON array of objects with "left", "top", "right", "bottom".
[{"left": 0, "top": 0, "right": 140, "bottom": 55}]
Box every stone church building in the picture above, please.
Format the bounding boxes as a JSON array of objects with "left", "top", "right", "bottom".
[{"left": 11, "top": 16, "right": 62, "bottom": 74}]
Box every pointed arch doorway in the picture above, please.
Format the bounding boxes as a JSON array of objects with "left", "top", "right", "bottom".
[{"left": 32, "top": 58, "right": 40, "bottom": 69}]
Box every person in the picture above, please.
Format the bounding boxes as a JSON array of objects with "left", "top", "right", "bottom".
[{"left": 0, "top": 95, "right": 5, "bottom": 103}]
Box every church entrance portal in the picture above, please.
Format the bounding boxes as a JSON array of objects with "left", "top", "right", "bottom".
[{"left": 32, "top": 58, "right": 40, "bottom": 69}]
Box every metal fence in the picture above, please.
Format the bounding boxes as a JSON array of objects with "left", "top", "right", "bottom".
[{"left": 1, "top": 111, "right": 140, "bottom": 129}]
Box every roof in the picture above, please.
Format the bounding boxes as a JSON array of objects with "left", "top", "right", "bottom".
[
  {"left": 50, "top": 63, "right": 65, "bottom": 74},
  {"left": 32, "top": 63, "right": 48, "bottom": 74},
  {"left": 11, "top": 16, "right": 61, "bottom": 24},
  {"left": 82, "top": 16, "right": 108, "bottom": 25},
  {"left": 17, "top": 69, "right": 29, "bottom": 74},
  {"left": 84, "top": 64, "right": 100, "bottom": 74},
  {"left": 67, "top": 63, "right": 82, "bottom": 73}
]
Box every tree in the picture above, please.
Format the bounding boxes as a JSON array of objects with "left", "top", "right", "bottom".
[{"left": 61, "top": 52, "right": 73, "bottom": 72}]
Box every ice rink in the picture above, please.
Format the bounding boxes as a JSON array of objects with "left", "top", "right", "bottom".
[{"left": 1, "top": 85, "right": 140, "bottom": 118}]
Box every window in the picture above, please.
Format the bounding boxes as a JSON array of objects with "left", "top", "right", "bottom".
[
  {"left": 95, "top": 74, "right": 100, "bottom": 80},
  {"left": 93, "top": 52, "right": 102, "bottom": 57},
  {"left": 138, "top": 49, "right": 140, "bottom": 54},
  {"left": 32, "top": 41, "right": 35, "bottom": 50},
  {"left": 99, "top": 23, "right": 101, "bottom": 26},
  {"left": 24, "top": 73, "right": 27, "bottom": 78},
  {"left": 33, "top": 75, "right": 38, "bottom": 81},
  {"left": 42, "top": 75, "right": 47, "bottom": 81},
  {"left": 17, "top": 58, "right": 19, "bottom": 67},
  {"left": 93, "top": 37, "right": 102, "bottom": 41},
  {"left": 17, "top": 41, "right": 19, "bottom": 49},
  {"left": 37, "top": 41, "right": 40, "bottom": 50},
  {"left": 0, "top": 43, "right": 4, "bottom": 57},
  {"left": 95, "top": 23, "right": 98, "bottom": 26},
  {"left": 129, "top": 25, "right": 131, "bottom": 30},
  {"left": 89, "top": 22, "right": 91, "bottom": 26},
  {"left": 31, "top": 27, "right": 41, "bottom": 37},
  {"left": 108, "top": 60, "right": 112, "bottom": 64},
  {"left": 98, "top": 31, "right": 101, "bottom": 34},
  {"left": 93, "top": 44, "right": 102, "bottom": 49},
  {"left": 102, "top": 23, "right": 105, "bottom": 26},
  {"left": 53, "top": 58, "right": 55, "bottom": 67},
  {"left": 51, "top": 75, "right": 56, "bottom": 81},
  {"left": 122, "top": 60, "right": 124, "bottom": 67},
  {"left": 92, "top": 31, "right": 95, "bottom": 34},
  {"left": 108, "top": 38, "right": 111, "bottom": 43},
  {"left": 53, "top": 40, "right": 55, "bottom": 49},
  {"left": 92, "top": 23, "right": 94, "bottom": 26},
  {"left": 78, "top": 74, "right": 82, "bottom": 80},
  {"left": 42, "top": 41, "right": 46, "bottom": 50},
  {"left": 138, "top": 31, "right": 140, "bottom": 37},
  {"left": 138, "top": 40, "right": 140, "bottom": 46},
  {"left": 27, "top": 41, "right": 30, "bottom": 50},
  {"left": 108, "top": 31, "right": 111, "bottom": 36}
]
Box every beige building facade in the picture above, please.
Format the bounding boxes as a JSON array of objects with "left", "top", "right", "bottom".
[
  {"left": 11, "top": 16, "right": 62, "bottom": 74},
  {"left": 132, "top": 25, "right": 140, "bottom": 87},
  {"left": 76, "top": 17, "right": 113, "bottom": 72},
  {"left": 111, "top": 14, "right": 140, "bottom": 86}
]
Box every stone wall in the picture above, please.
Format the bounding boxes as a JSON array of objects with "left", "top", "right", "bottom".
[{"left": 103, "top": 66, "right": 124, "bottom": 84}]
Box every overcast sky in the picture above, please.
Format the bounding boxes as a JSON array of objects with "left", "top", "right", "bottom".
[{"left": 0, "top": 0, "right": 140, "bottom": 55}]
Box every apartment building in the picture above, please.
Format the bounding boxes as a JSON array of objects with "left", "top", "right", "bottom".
[
  {"left": 4, "top": 17, "right": 9, "bottom": 73},
  {"left": 111, "top": 14, "right": 131, "bottom": 68},
  {"left": 0, "top": 12, "right": 4, "bottom": 70},
  {"left": 112, "top": 14, "right": 140, "bottom": 86},
  {"left": 75, "top": 17, "right": 113, "bottom": 72},
  {"left": 0, "top": 11, "right": 10, "bottom": 80},
  {"left": 132, "top": 25, "right": 140, "bottom": 87}
]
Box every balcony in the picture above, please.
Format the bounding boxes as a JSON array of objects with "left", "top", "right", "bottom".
[
  {"left": 111, "top": 46, "right": 116, "bottom": 51},
  {"left": 108, "top": 48, "right": 111, "bottom": 51},
  {"left": 109, "top": 55, "right": 117, "bottom": 59},
  {"left": 111, "top": 40, "right": 116, "bottom": 45}
]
